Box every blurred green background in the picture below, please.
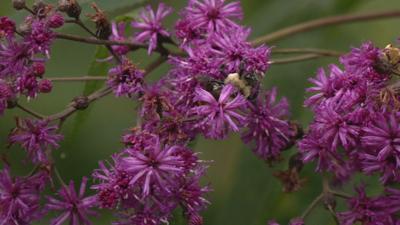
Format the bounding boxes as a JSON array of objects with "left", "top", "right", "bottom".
[{"left": 1, "top": 0, "right": 399, "bottom": 224}]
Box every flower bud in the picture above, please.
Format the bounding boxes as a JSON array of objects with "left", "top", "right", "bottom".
[
  {"left": 32, "top": 62, "right": 45, "bottom": 77},
  {"left": 48, "top": 13, "right": 65, "bottom": 29},
  {"left": 58, "top": 0, "right": 81, "bottom": 19},
  {"left": 12, "top": 0, "right": 26, "bottom": 10},
  {"left": 38, "top": 79, "right": 52, "bottom": 93},
  {"left": 73, "top": 96, "right": 89, "bottom": 110}
]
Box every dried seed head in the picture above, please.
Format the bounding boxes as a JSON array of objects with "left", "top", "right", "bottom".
[
  {"left": 12, "top": 0, "right": 26, "bottom": 10},
  {"left": 58, "top": 0, "right": 81, "bottom": 19}
]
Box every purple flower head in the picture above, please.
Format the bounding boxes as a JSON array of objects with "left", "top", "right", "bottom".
[
  {"left": 312, "top": 102, "right": 361, "bottom": 151},
  {"left": 172, "top": 167, "right": 211, "bottom": 215},
  {"left": 305, "top": 67, "right": 336, "bottom": 108},
  {"left": 338, "top": 186, "right": 392, "bottom": 225},
  {"left": 0, "top": 39, "right": 30, "bottom": 78},
  {"left": 46, "top": 177, "right": 98, "bottom": 225},
  {"left": 175, "top": 18, "right": 203, "bottom": 46},
  {"left": 209, "top": 27, "right": 271, "bottom": 75},
  {"left": 92, "top": 156, "right": 132, "bottom": 209},
  {"left": 185, "top": 0, "right": 243, "bottom": 32},
  {"left": 9, "top": 119, "right": 63, "bottom": 163},
  {"left": 0, "top": 80, "right": 13, "bottom": 115},
  {"left": 298, "top": 132, "right": 351, "bottom": 180},
  {"left": 340, "top": 41, "right": 383, "bottom": 79},
  {"left": 25, "top": 19, "right": 55, "bottom": 56},
  {"left": 108, "top": 59, "right": 144, "bottom": 97},
  {"left": 0, "top": 16, "right": 16, "bottom": 39},
  {"left": 0, "top": 168, "right": 44, "bottom": 224},
  {"left": 360, "top": 112, "right": 400, "bottom": 184},
  {"left": 110, "top": 22, "right": 130, "bottom": 56},
  {"left": 241, "top": 88, "right": 294, "bottom": 162},
  {"left": 118, "top": 135, "right": 196, "bottom": 197},
  {"left": 170, "top": 45, "right": 224, "bottom": 79},
  {"left": 131, "top": 3, "right": 172, "bottom": 54},
  {"left": 192, "top": 84, "right": 247, "bottom": 139},
  {"left": 17, "top": 72, "right": 40, "bottom": 98}
]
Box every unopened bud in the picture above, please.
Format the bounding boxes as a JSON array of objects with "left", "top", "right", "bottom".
[
  {"left": 38, "top": 79, "right": 53, "bottom": 93},
  {"left": 48, "top": 13, "right": 65, "bottom": 29},
  {"left": 32, "top": 62, "right": 45, "bottom": 77},
  {"left": 73, "top": 96, "right": 89, "bottom": 110},
  {"left": 12, "top": 0, "right": 26, "bottom": 10}
]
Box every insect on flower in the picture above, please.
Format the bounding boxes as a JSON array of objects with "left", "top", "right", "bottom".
[
  {"left": 375, "top": 44, "right": 400, "bottom": 76},
  {"left": 224, "top": 72, "right": 260, "bottom": 99}
]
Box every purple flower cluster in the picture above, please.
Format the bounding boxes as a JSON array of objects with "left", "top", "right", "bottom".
[
  {"left": 95, "top": 1, "right": 296, "bottom": 224},
  {"left": 337, "top": 186, "right": 400, "bottom": 225},
  {"left": 0, "top": 11, "right": 62, "bottom": 106},
  {"left": 0, "top": 167, "right": 46, "bottom": 224},
  {"left": 9, "top": 118, "right": 63, "bottom": 163},
  {"left": 299, "top": 42, "right": 400, "bottom": 183},
  {"left": 46, "top": 177, "right": 98, "bottom": 225}
]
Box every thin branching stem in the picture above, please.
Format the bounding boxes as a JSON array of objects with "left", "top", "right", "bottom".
[
  {"left": 252, "top": 10, "right": 400, "bottom": 45},
  {"left": 50, "top": 76, "right": 108, "bottom": 82},
  {"left": 16, "top": 103, "right": 46, "bottom": 119}
]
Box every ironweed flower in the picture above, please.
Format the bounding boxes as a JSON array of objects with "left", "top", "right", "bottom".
[
  {"left": 131, "top": 3, "right": 172, "bottom": 54},
  {"left": 107, "top": 59, "right": 144, "bottom": 97},
  {"left": 241, "top": 88, "right": 294, "bottom": 162},
  {"left": 0, "top": 168, "right": 44, "bottom": 224},
  {"left": 184, "top": 0, "right": 243, "bottom": 32},
  {"left": 46, "top": 177, "right": 98, "bottom": 225},
  {"left": 192, "top": 84, "right": 247, "bottom": 139},
  {"left": 9, "top": 119, "right": 63, "bottom": 163}
]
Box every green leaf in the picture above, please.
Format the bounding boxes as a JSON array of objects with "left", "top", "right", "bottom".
[
  {"left": 82, "top": 46, "right": 109, "bottom": 96},
  {"left": 68, "top": 46, "right": 109, "bottom": 139}
]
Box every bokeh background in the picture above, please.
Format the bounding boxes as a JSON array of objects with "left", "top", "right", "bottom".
[{"left": 1, "top": 0, "right": 400, "bottom": 224}]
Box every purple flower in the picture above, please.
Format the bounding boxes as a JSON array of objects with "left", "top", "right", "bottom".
[
  {"left": 340, "top": 41, "right": 383, "bottom": 79},
  {"left": 185, "top": 0, "right": 243, "bottom": 32},
  {"left": 0, "top": 80, "right": 12, "bottom": 115},
  {"left": 24, "top": 19, "right": 55, "bottom": 56},
  {"left": 0, "top": 16, "right": 16, "bottom": 38},
  {"left": 110, "top": 22, "right": 130, "bottom": 56},
  {"left": 241, "top": 88, "right": 294, "bottom": 161},
  {"left": 92, "top": 157, "right": 131, "bottom": 209},
  {"left": 192, "top": 84, "right": 247, "bottom": 139},
  {"left": 131, "top": 3, "right": 172, "bottom": 54},
  {"left": 118, "top": 136, "right": 196, "bottom": 197},
  {"left": 9, "top": 119, "right": 63, "bottom": 163},
  {"left": 312, "top": 103, "right": 361, "bottom": 151},
  {"left": 172, "top": 167, "right": 211, "bottom": 216},
  {"left": 360, "top": 112, "right": 400, "bottom": 183},
  {"left": 107, "top": 59, "right": 144, "bottom": 97},
  {"left": 338, "top": 186, "right": 393, "bottom": 225},
  {"left": 209, "top": 28, "right": 271, "bottom": 74},
  {"left": 0, "top": 168, "right": 44, "bottom": 224},
  {"left": 298, "top": 132, "right": 351, "bottom": 180},
  {"left": 46, "top": 177, "right": 98, "bottom": 225},
  {"left": 0, "top": 39, "right": 30, "bottom": 78},
  {"left": 304, "top": 67, "right": 335, "bottom": 107}
]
